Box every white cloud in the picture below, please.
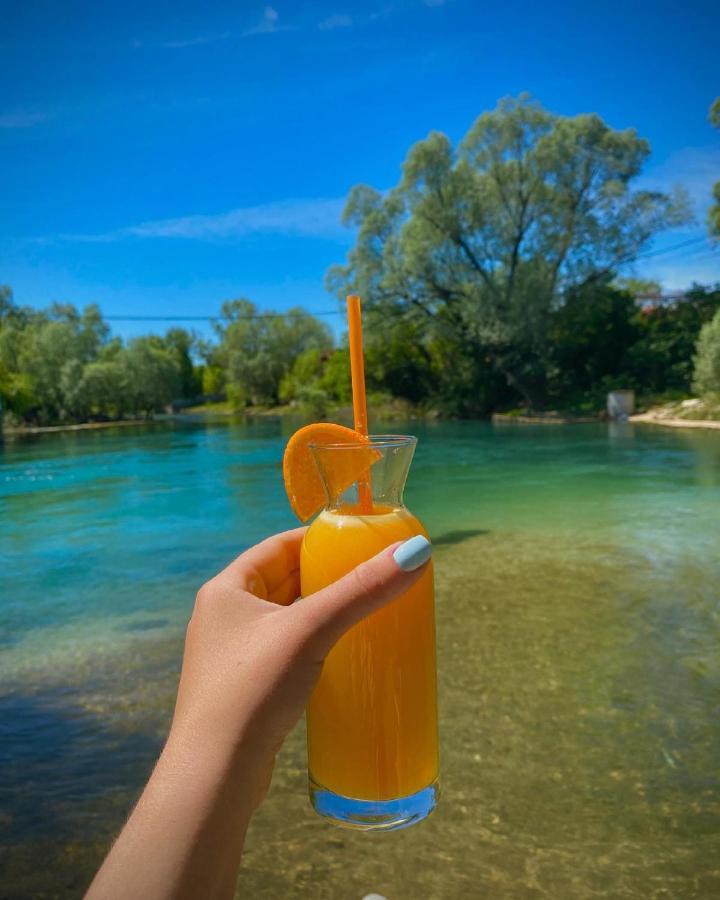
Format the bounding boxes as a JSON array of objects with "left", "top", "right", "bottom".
[
  {"left": 0, "top": 110, "right": 49, "bottom": 129},
  {"left": 58, "top": 197, "right": 348, "bottom": 243},
  {"left": 160, "top": 33, "right": 231, "bottom": 49},
  {"left": 243, "top": 6, "right": 280, "bottom": 36},
  {"left": 133, "top": 7, "right": 284, "bottom": 49},
  {"left": 319, "top": 13, "right": 354, "bottom": 30}
]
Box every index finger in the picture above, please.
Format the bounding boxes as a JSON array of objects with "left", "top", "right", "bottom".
[{"left": 217, "top": 526, "right": 307, "bottom": 604}]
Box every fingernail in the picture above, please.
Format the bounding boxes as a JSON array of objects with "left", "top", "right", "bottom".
[{"left": 393, "top": 535, "right": 432, "bottom": 572}]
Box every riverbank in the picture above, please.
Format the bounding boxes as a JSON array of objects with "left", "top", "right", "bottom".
[
  {"left": 2, "top": 418, "right": 151, "bottom": 436},
  {"left": 631, "top": 413, "right": 720, "bottom": 430},
  {"left": 631, "top": 397, "right": 720, "bottom": 430},
  {"left": 492, "top": 412, "right": 599, "bottom": 425},
  {"left": 5, "top": 396, "right": 719, "bottom": 437}
]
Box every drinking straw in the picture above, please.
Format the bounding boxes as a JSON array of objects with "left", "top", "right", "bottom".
[{"left": 347, "top": 294, "right": 373, "bottom": 512}]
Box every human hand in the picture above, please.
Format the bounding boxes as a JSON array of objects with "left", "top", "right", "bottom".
[
  {"left": 87, "top": 528, "right": 431, "bottom": 900},
  {"left": 167, "top": 527, "right": 432, "bottom": 810}
]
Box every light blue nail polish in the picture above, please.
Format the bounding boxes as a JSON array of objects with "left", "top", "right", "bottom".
[{"left": 393, "top": 535, "right": 432, "bottom": 572}]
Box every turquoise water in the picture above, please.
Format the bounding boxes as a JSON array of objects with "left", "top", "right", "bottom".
[{"left": 2, "top": 418, "right": 720, "bottom": 897}]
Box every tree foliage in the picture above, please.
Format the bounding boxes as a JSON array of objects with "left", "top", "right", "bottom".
[
  {"left": 627, "top": 285, "right": 720, "bottom": 394},
  {"left": 0, "top": 289, "right": 191, "bottom": 424},
  {"left": 693, "top": 307, "right": 720, "bottom": 396},
  {"left": 210, "top": 299, "right": 333, "bottom": 407},
  {"left": 709, "top": 97, "right": 720, "bottom": 238},
  {"left": 328, "top": 94, "right": 689, "bottom": 409}
]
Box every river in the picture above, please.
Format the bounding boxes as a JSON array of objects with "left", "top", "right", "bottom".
[{"left": 1, "top": 417, "right": 719, "bottom": 898}]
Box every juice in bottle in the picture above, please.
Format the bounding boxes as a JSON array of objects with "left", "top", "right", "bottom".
[{"left": 301, "top": 435, "right": 439, "bottom": 829}]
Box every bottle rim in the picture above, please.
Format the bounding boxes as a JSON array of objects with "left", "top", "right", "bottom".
[{"left": 308, "top": 433, "right": 417, "bottom": 451}]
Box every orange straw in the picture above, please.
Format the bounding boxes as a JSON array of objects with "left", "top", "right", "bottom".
[{"left": 347, "top": 294, "right": 373, "bottom": 512}]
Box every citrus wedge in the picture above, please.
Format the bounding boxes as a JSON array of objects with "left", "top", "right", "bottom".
[{"left": 283, "top": 423, "right": 379, "bottom": 522}]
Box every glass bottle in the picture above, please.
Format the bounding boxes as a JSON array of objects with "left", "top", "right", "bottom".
[{"left": 300, "top": 435, "right": 439, "bottom": 830}]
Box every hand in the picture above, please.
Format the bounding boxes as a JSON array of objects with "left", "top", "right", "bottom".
[
  {"left": 169, "top": 526, "right": 432, "bottom": 810},
  {"left": 87, "top": 527, "right": 432, "bottom": 900}
]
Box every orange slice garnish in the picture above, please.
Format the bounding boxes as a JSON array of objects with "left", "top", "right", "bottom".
[{"left": 283, "top": 423, "right": 379, "bottom": 522}]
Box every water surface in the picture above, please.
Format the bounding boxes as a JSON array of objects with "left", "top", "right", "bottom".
[{"left": 1, "top": 418, "right": 719, "bottom": 898}]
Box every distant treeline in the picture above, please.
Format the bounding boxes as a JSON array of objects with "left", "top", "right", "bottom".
[
  {"left": 0, "top": 282, "right": 719, "bottom": 427},
  {"left": 4, "top": 95, "right": 720, "bottom": 427}
]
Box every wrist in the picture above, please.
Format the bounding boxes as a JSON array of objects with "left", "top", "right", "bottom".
[{"left": 160, "top": 722, "right": 270, "bottom": 818}]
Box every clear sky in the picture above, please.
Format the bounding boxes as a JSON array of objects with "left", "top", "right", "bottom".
[{"left": 2, "top": 0, "right": 719, "bottom": 341}]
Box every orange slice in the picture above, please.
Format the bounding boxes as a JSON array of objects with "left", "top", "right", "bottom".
[{"left": 283, "top": 423, "right": 379, "bottom": 522}]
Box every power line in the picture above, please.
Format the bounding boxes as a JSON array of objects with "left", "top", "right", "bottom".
[
  {"left": 97, "top": 239, "right": 716, "bottom": 324},
  {"left": 633, "top": 236, "right": 711, "bottom": 261},
  {"left": 102, "top": 310, "right": 342, "bottom": 322}
]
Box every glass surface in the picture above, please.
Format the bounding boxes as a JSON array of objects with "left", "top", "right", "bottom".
[{"left": 301, "top": 435, "right": 440, "bottom": 829}]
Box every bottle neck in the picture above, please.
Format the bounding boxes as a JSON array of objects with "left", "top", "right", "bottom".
[{"left": 311, "top": 435, "right": 416, "bottom": 515}]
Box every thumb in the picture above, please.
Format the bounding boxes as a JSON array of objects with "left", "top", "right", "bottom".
[{"left": 293, "top": 535, "right": 432, "bottom": 654}]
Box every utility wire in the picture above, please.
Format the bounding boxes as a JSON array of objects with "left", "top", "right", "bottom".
[
  {"left": 102, "top": 310, "right": 341, "bottom": 322},
  {"left": 99, "top": 239, "right": 716, "bottom": 323},
  {"left": 633, "top": 235, "right": 711, "bottom": 261}
]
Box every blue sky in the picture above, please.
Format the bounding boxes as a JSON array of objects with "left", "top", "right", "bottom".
[{"left": 1, "top": 0, "right": 719, "bottom": 341}]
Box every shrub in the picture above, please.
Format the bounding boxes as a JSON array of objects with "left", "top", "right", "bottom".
[{"left": 692, "top": 308, "right": 720, "bottom": 396}]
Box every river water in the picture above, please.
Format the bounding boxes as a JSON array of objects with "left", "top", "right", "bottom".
[{"left": 1, "top": 418, "right": 719, "bottom": 898}]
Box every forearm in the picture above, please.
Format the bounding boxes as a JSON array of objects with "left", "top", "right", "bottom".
[{"left": 86, "top": 732, "right": 256, "bottom": 900}]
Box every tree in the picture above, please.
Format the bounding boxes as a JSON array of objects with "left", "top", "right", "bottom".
[
  {"left": 709, "top": 97, "right": 720, "bottom": 238},
  {"left": 213, "top": 300, "right": 332, "bottom": 405},
  {"left": 549, "top": 281, "right": 640, "bottom": 403},
  {"left": 693, "top": 307, "right": 720, "bottom": 396},
  {"left": 117, "top": 337, "right": 181, "bottom": 416},
  {"left": 328, "top": 94, "right": 689, "bottom": 409},
  {"left": 162, "top": 328, "right": 201, "bottom": 399},
  {"left": 0, "top": 302, "right": 111, "bottom": 423},
  {"left": 278, "top": 347, "right": 353, "bottom": 407},
  {"left": 628, "top": 285, "right": 720, "bottom": 394},
  {"left": 0, "top": 285, "right": 16, "bottom": 324},
  {"left": 79, "top": 359, "right": 129, "bottom": 418}
]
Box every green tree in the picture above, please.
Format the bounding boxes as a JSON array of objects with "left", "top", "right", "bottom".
[
  {"left": 364, "top": 316, "right": 442, "bottom": 406},
  {"left": 117, "top": 337, "right": 181, "bottom": 416},
  {"left": 162, "top": 328, "right": 201, "bottom": 399},
  {"left": 328, "top": 94, "right": 689, "bottom": 409},
  {"left": 0, "top": 303, "right": 110, "bottom": 423},
  {"left": 692, "top": 307, "right": 720, "bottom": 396},
  {"left": 213, "top": 300, "right": 332, "bottom": 405},
  {"left": 709, "top": 98, "right": 720, "bottom": 238},
  {"left": 278, "top": 347, "right": 324, "bottom": 403},
  {"left": 278, "top": 347, "right": 352, "bottom": 408},
  {"left": 549, "top": 282, "right": 640, "bottom": 403},
  {"left": 200, "top": 364, "right": 226, "bottom": 397},
  {"left": 318, "top": 348, "right": 352, "bottom": 404},
  {"left": 0, "top": 285, "right": 16, "bottom": 324},
  {"left": 79, "top": 359, "right": 129, "bottom": 418},
  {"left": 628, "top": 285, "right": 720, "bottom": 393}
]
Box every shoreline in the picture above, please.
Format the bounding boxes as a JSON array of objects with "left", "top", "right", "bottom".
[
  {"left": 5, "top": 408, "right": 720, "bottom": 437},
  {"left": 491, "top": 412, "right": 598, "bottom": 425},
  {"left": 2, "top": 418, "right": 151, "bottom": 436},
  {"left": 629, "top": 412, "right": 720, "bottom": 430}
]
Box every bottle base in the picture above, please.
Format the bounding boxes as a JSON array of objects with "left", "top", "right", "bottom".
[{"left": 308, "top": 777, "right": 439, "bottom": 831}]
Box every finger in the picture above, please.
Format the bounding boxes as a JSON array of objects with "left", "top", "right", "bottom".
[
  {"left": 291, "top": 535, "right": 432, "bottom": 653},
  {"left": 214, "top": 527, "right": 307, "bottom": 601},
  {"left": 268, "top": 569, "right": 302, "bottom": 606}
]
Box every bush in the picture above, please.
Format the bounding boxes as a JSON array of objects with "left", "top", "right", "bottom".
[{"left": 693, "top": 308, "right": 720, "bottom": 396}]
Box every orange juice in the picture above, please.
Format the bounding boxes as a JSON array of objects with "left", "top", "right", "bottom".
[{"left": 302, "top": 503, "right": 438, "bottom": 802}]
